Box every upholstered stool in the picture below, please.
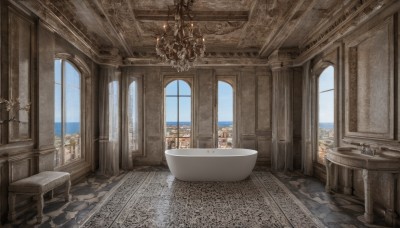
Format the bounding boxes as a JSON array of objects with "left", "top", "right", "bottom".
[{"left": 8, "top": 171, "right": 71, "bottom": 224}]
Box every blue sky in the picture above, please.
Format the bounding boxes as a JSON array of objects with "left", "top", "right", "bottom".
[
  {"left": 218, "top": 81, "right": 233, "bottom": 122},
  {"left": 56, "top": 65, "right": 331, "bottom": 126},
  {"left": 166, "top": 80, "right": 191, "bottom": 122},
  {"left": 55, "top": 60, "right": 81, "bottom": 123},
  {"left": 165, "top": 80, "right": 233, "bottom": 122},
  {"left": 319, "top": 66, "right": 334, "bottom": 123}
]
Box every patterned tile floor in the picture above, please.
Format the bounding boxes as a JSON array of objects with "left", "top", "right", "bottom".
[{"left": 5, "top": 166, "right": 390, "bottom": 227}]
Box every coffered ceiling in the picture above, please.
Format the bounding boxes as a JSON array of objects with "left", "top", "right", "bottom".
[{"left": 14, "top": 0, "right": 390, "bottom": 66}]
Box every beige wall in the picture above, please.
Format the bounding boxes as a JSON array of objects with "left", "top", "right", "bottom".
[
  {"left": 123, "top": 66, "right": 272, "bottom": 166},
  {"left": 0, "top": 1, "right": 99, "bottom": 223},
  {"left": 301, "top": 6, "right": 400, "bottom": 224}
]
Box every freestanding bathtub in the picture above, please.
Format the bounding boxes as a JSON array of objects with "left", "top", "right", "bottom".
[{"left": 165, "top": 148, "right": 257, "bottom": 181}]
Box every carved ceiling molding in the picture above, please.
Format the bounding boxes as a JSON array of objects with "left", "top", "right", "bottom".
[
  {"left": 238, "top": 0, "right": 301, "bottom": 49},
  {"left": 134, "top": 10, "right": 249, "bottom": 21},
  {"left": 259, "top": 0, "right": 316, "bottom": 57},
  {"left": 95, "top": 0, "right": 142, "bottom": 56},
  {"left": 80, "top": 0, "right": 130, "bottom": 56},
  {"left": 296, "top": 0, "right": 391, "bottom": 63},
  {"left": 124, "top": 51, "right": 267, "bottom": 66},
  {"left": 39, "top": 0, "right": 100, "bottom": 50},
  {"left": 16, "top": 0, "right": 392, "bottom": 68},
  {"left": 15, "top": 0, "right": 123, "bottom": 66},
  {"left": 201, "top": 22, "right": 246, "bottom": 35},
  {"left": 237, "top": 0, "right": 269, "bottom": 48},
  {"left": 139, "top": 21, "right": 246, "bottom": 37}
]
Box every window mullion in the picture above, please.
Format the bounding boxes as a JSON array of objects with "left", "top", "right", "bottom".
[
  {"left": 177, "top": 80, "right": 180, "bottom": 149},
  {"left": 61, "top": 60, "right": 66, "bottom": 165}
]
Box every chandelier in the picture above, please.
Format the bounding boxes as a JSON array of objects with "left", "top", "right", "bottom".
[{"left": 156, "top": 0, "right": 205, "bottom": 72}]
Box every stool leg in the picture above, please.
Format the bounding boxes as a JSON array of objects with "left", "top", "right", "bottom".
[
  {"left": 49, "top": 190, "right": 54, "bottom": 199},
  {"left": 37, "top": 193, "right": 44, "bottom": 224},
  {"left": 65, "top": 180, "right": 71, "bottom": 202},
  {"left": 8, "top": 193, "right": 16, "bottom": 222}
]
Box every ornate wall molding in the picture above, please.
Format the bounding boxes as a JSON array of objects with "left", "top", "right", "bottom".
[
  {"left": 344, "top": 15, "right": 395, "bottom": 140},
  {"left": 296, "top": 0, "right": 392, "bottom": 63}
]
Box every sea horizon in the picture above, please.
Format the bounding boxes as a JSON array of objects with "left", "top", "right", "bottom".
[
  {"left": 319, "top": 122, "right": 334, "bottom": 129},
  {"left": 55, "top": 121, "right": 234, "bottom": 136},
  {"left": 166, "top": 121, "right": 233, "bottom": 127},
  {"left": 54, "top": 122, "right": 80, "bottom": 137}
]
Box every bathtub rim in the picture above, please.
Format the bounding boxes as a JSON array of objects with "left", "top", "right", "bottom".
[{"left": 165, "top": 148, "right": 258, "bottom": 157}]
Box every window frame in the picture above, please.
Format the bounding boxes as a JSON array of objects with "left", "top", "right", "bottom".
[
  {"left": 54, "top": 58, "right": 83, "bottom": 167},
  {"left": 163, "top": 77, "right": 193, "bottom": 150},
  {"left": 127, "top": 77, "right": 139, "bottom": 153},
  {"left": 216, "top": 79, "right": 236, "bottom": 148},
  {"left": 314, "top": 64, "right": 337, "bottom": 165},
  {"left": 122, "top": 74, "right": 144, "bottom": 157},
  {"left": 54, "top": 53, "right": 91, "bottom": 173}
]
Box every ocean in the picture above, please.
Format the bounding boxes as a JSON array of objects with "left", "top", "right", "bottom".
[
  {"left": 56, "top": 121, "right": 329, "bottom": 135},
  {"left": 54, "top": 122, "right": 80, "bottom": 136},
  {"left": 319, "top": 122, "right": 334, "bottom": 129},
  {"left": 166, "top": 121, "right": 233, "bottom": 127}
]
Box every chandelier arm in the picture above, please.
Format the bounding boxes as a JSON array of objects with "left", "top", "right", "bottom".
[{"left": 155, "top": 0, "right": 204, "bottom": 72}]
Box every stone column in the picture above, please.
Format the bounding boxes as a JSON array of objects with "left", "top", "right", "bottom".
[
  {"left": 362, "top": 169, "right": 374, "bottom": 224},
  {"left": 35, "top": 20, "right": 56, "bottom": 172},
  {"left": 385, "top": 173, "right": 398, "bottom": 226},
  {"left": 270, "top": 49, "right": 297, "bottom": 171},
  {"left": 194, "top": 69, "right": 215, "bottom": 148},
  {"left": 343, "top": 168, "right": 353, "bottom": 195}
]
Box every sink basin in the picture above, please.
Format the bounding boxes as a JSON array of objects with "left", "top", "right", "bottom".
[
  {"left": 331, "top": 147, "right": 400, "bottom": 160},
  {"left": 332, "top": 147, "right": 362, "bottom": 155},
  {"left": 336, "top": 147, "right": 354, "bottom": 151}
]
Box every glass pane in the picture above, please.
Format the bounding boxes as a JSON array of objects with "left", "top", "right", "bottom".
[
  {"left": 178, "top": 80, "right": 191, "bottom": 96},
  {"left": 109, "top": 81, "right": 119, "bottom": 142},
  {"left": 54, "top": 82, "right": 62, "bottom": 167},
  {"left": 55, "top": 59, "right": 62, "bottom": 84},
  {"left": 318, "top": 67, "right": 334, "bottom": 165},
  {"left": 64, "top": 64, "right": 81, "bottom": 165},
  {"left": 319, "top": 66, "right": 334, "bottom": 92},
  {"left": 218, "top": 81, "right": 233, "bottom": 148},
  {"left": 65, "top": 61, "right": 80, "bottom": 89},
  {"left": 165, "top": 80, "right": 178, "bottom": 96},
  {"left": 165, "top": 97, "right": 178, "bottom": 149},
  {"left": 128, "top": 81, "right": 138, "bottom": 152},
  {"left": 179, "top": 97, "right": 191, "bottom": 148}
]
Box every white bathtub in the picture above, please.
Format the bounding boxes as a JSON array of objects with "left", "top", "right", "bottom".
[{"left": 165, "top": 148, "right": 257, "bottom": 181}]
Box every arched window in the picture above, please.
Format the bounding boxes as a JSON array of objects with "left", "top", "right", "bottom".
[
  {"left": 217, "top": 81, "right": 234, "bottom": 148},
  {"left": 54, "top": 59, "right": 82, "bottom": 167},
  {"left": 165, "top": 80, "right": 191, "bottom": 149},
  {"left": 318, "top": 66, "right": 335, "bottom": 164}
]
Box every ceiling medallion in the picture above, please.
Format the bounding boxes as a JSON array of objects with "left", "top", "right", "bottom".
[{"left": 156, "top": 0, "right": 205, "bottom": 72}]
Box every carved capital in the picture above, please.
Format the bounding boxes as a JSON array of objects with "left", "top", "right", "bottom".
[{"left": 268, "top": 48, "right": 299, "bottom": 70}]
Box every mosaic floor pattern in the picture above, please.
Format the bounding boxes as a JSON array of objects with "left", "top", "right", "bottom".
[
  {"left": 7, "top": 167, "right": 381, "bottom": 228},
  {"left": 81, "top": 171, "right": 324, "bottom": 227}
]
